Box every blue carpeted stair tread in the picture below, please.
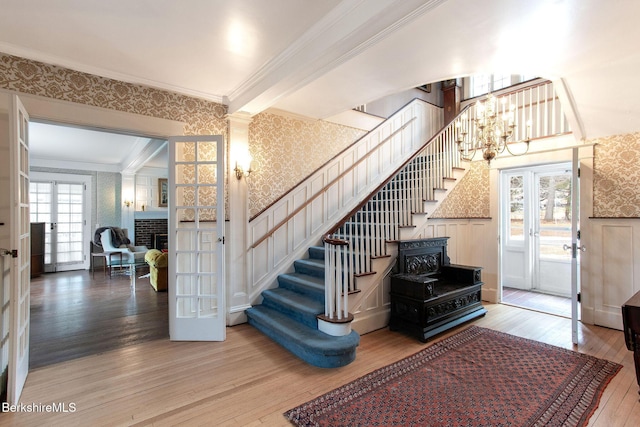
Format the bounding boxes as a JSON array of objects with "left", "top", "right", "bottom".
[
  {"left": 246, "top": 244, "right": 359, "bottom": 368},
  {"left": 246, "top": 305, "right": 359, "bottom": 365},
  {"left": 278, "top": 272, "right": 325, "bottom": 299},
  {"left": 294, "top": 258, "right": 325, "bottom": 278},
  {"left": 261, "top": 288, "right": 324, "bottom": 328}
]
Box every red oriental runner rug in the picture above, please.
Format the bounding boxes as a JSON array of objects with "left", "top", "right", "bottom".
[{"left": 284, "top": 326, "right": 622, "bottom": 427}]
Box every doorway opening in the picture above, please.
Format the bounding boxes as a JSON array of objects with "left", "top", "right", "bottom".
[
  {"left": 500, "top": 162, "right": 575, "bottom": 318},
  {"left": 28, "top": 120, "right": 170, "bottom": 368}
]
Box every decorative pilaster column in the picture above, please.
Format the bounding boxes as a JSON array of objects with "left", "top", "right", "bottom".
[{"left": 227, "top": 111, "right": 253, "bottom": 325}]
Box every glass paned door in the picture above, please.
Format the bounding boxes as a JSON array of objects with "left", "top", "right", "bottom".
[
  {"left": 501, "top": 171, "right": 531, "bottom": 290},
  {"left": 501, "top": 163, "right": 573, "bottom": 298},
  {"left": 8, "top": 94, "right": 30, "bottom": 405},
  {"left": 30, "top": 175, "right": 89, "bottom": 272},
  {"left": 534, "top": 168, "right": 572, "bottom": 297},
  {"left": 169, "top": 135, "right": 225, "bottom": 341}
]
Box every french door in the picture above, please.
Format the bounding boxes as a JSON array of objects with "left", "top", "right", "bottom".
[
  {"left": 30, "top": 173, "right": 91, "bottom": 272},
  {"left": 169, "top": 135, "right": 225, "bottom": 341},
  {"left": 8, "top": 94, "right": 30, "bottom": 404},
  {"left": 501, "top": 163, "right": 574, "bottom": 298}
]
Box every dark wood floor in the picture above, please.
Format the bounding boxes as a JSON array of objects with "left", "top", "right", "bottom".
[
  {"left": 29, "top": 267, "right": 168, "bottom": 369},
  {"left": 503, "top": 287, "right": 572, "bottom": 317}
]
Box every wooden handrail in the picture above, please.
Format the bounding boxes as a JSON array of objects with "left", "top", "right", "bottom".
[
  {"left": 250, "top": 116, "right": 418, "bottom": 249},
  {"left": 250, "top": 98, "right": 436, "bottom": 221},
  {"left": 322, "top": 235, "right": 349, "bottom": 246}
]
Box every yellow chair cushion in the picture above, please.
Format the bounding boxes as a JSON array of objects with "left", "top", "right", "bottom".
[{"left": 145, "top": 249, "right": 168, "bottom": 268}]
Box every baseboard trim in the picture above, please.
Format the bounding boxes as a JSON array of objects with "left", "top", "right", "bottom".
[
  {"left": 482, "top": 287, "right": 498, "bottom": 303},
  {"left": 228, "top": 304, "right": 251, "bottom": 326},
  {"left": 352, "top": 308, "right": 391, "bottom": 335}
]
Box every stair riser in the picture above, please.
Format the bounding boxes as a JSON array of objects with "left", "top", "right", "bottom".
[{"left": 308, "top": 246, "right": 325, "bottom": 260}]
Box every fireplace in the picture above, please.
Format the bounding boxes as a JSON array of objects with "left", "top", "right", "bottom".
[
  {"left": 153, "top": 233, "right": 168, "bottom": 251},
  {"left": 135, "top": 218, "right": 168, "bottom": 248}
]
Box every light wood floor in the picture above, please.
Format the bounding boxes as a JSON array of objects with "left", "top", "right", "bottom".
[
  {"left": 503, "top": 287, "right": 572, "bottom": 317},
  {"left": 2, "top": 304, "right": 639, "bottom": 426}
]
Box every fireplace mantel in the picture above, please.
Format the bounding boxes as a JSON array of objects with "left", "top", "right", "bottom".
[{"left": 134, "top": 211, "right": 168, "bottom": 220}]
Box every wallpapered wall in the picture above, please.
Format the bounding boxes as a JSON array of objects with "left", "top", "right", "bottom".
[
  {"left": 592, "top": 131, "right": 640, "bottom": 217},
  {"left": 0, "top": 53, "right": 228, "bottom": 136},
  {"left": 2, "top": 53, "right": 636, "bottom": 220},
  {"left": 248, "top": 112, "right": 366, "bottom": 217},
  {"left": 430, "top": 131, "right": 640, "bottom": 219},
  {"left": 430, "top": 161, "right": 491, "bottom": 218},
  {"left": 0, "top": 53, "right": 365, "bottom": 222}
]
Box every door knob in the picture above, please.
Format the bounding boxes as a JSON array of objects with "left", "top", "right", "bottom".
[{"left": 563, "top": 244, "right": 571, "bottom": 251}]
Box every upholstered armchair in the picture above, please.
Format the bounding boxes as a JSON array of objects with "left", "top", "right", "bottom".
[
  {"left": 144, "top": 249, "right": 168, "bottom": 291},
  {"left": 99, "top": 229, "right": 147, "bottom": 265}
]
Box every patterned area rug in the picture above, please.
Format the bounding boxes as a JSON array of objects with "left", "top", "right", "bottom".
[{"left": 284, "top": 326, "right": 622, "bottom": 427}]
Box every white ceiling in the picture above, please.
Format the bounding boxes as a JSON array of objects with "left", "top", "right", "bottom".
[{"left": 3, "top": 0, "right": 640, "bottom": 169}]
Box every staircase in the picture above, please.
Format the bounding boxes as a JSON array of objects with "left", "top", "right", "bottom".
[
  {"left": 245, "top": 81, "right": 568, "bottom": 368},
  {"left": 245, "top": 246, "right": 360, "bottom": 368}
]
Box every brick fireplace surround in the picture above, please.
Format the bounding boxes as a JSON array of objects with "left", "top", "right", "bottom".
[{"left": 135, "top": 219, "right": 168, "bottom": 249}]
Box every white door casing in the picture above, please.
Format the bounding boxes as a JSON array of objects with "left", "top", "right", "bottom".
[
  {"left": 8, "top": 94, "right": 30, "bottom": 404},
  {"left": 169, "top": 135, "right": 225, "bottom": 341}
]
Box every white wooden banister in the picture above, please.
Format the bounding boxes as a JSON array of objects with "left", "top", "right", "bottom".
[{"left": 322, "top": 80, "right": 570, "bottom": 325}]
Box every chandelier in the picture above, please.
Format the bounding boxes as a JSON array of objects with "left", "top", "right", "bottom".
[{"left": 455, "top": 93, "right": 531, "bottom": 164}]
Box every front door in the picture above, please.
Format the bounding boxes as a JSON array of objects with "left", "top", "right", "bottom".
[
  {"left": 8, "top": 94, "right": 30, "bottom": 404},
  {"left": 168, "top": 135, "right": 225, "bottom": 341},
  {"left": 501, "top": 163, "right": 573, "bottom": 300}
]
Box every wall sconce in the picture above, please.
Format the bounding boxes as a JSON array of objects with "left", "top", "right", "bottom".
[{"left": 234, "top": 156, "right": 254, "bottom": 180}]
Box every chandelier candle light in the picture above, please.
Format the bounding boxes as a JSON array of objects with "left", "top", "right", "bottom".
[{"left": 455, "top": 93, "right": 531, "bottom": 164}]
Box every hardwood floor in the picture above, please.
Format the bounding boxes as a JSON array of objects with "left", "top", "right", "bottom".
[
  {"left": 3, "top": 303, "right": 639, "bottom": 426},
  {"left": 30, "top": 268, "right": 168, "bottom": 369},
  {"left": 503, "top": 287, "right": 572, "bottom": 317}
]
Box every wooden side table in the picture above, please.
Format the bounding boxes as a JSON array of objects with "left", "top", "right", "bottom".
[{"left": 91, "top": 251, "right": 123, "bottom": 278}]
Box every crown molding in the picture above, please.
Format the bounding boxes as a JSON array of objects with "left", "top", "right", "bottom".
[{"left": 228, "top": 0, "right": 447, "bottom": 115}]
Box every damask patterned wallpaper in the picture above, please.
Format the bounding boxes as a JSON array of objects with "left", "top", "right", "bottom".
[
  {"left": 0, "top": 53, "right": 228, "bottom": 136},
  {"left": 0, "top": 53, "right": 366, "bottom": 221},
  {"left": 6, "top": 52, "right": 633, "bottom": 220},
  {"left": 592, "top": 131, "right": 640, "bottom": 217},
  {"left": 430, "top": 161, "right": 491, "bottom": 218},
  {"left": 248, "top": 111, "right": 366, "bottom": 217}
]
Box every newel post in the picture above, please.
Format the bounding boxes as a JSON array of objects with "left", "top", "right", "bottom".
[{"left": 319, "top": 235, "right": 354, "bottom": 336}]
